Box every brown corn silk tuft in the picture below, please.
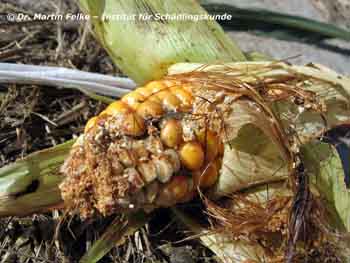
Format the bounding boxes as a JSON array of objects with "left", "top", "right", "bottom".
[
  {"left": 203, "top": 183, "right": 343, "bottom": 262},
  {"left": 60, "top": 62, "right": 344, "bottom": 260}
]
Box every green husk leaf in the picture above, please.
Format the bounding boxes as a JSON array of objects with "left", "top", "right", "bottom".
[
  {"left": 302, "top": 141, "right": 350, "bottom": 232},
  {"left": 80, "top": 211, "right": 150, "bottom": 263},
  {"left": 79, "top": 0, "right": 246, "bottom": 84},
  {"left": 0, "top": 140, "right": 74, "bottom": 217}
]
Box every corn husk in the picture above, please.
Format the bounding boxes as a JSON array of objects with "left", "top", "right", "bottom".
[
  {"left": 302, "top": 141, "right": 350, "bottom": 232},
  {"left": 0, "top": 140, "right": 74, "bottom": 216},
  {"left": 79, "top": 0, "right": 246, "bottom": 84},
  {"left": 168, "top": 62, "right": 350, "bottom": 196},
  {"left": 80, "top": 211, "right": 150, "bottom": 263}
]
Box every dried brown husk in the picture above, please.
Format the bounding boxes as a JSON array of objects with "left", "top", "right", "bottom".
[
  {"left": 199, "top": 182, "right": 347, "bottom": 262},
  {"left": 166, "top": 62, "right": 350, "bottom": 262}
]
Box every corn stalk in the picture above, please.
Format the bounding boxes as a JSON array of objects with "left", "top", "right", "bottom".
[{"left": 0, "top": 140, "right": 74, "bottom": 216}]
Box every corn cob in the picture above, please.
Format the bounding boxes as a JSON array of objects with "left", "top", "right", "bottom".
[{"left": 60, "top": 79, "right": 229, "bottom": 218}]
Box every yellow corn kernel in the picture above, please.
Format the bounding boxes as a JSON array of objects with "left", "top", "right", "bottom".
[
  {"left": 134, "top": 87, "right": 153, "bottom": 98},
  {"left": 160, "top": 119, "right": 183, "bottom": 148},
  {"left": 169, "top": 86, "right": 194, "bottom": 107},
  {"left": 162, "top": 80, "right": 179, "bottom": 87},
  {"left": 122, "top": 91, "right": 145, "bottom": 110},
  {"left": 102, "top": 101, "right": 131, "bottom": 116},
  {"left": 144, "top": 81, "right": 168, "bottom": 95},
  {"left": 179, "top": 141, "right": 204, "bottom": 171},
  {"left": 84, "top": 116, "right": 98, "bottom": 133},
  {"left": 182, "top": 83, "right": 194, "bottom": 93},
  {"left": 121, "top": 112, "right": 145, "bottom": 136},
  {"left": 136, "top": 100, "right": 164, "bottom": 119},
  {"left": 156, "top": 90, "right": 181, "bottom": 111},
  {"left": 197, "top": 130, "right": 219, "bottom": 162},
  {"left": 193, "top": 161, "right": 219, "bottom": 188}
]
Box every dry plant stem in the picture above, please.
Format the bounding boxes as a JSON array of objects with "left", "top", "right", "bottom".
[{"left": 0, "top": 63, "right": 136, "bottom": 97}]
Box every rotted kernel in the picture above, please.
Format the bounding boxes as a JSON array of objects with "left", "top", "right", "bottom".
[
  {"left": 197, "top": 130, "right": 219, "bottom": 162},
  {"left": 121, "top": 112, "right": 145, "bottom": 136},
  {"left": 124, "top": 167, "right": 144, "bottom": 191},
  {"left": 136, "top": 100, "right": 164, "bottom": 119},
  {"left": 179, "top": 141, "right": 205, "bottom": 171},
  {"left": 131, "top": 141, "right": 149, "bottom": 160},
  {"left": 145, "top": 181, "right": 159, "bottom": 204},
  {"left": 164, "top": 149, "right": 181, "bottom": 172},
  {"left": 122, "top": 91, "right": 145, "bottom": 110},
  {"left": 154, "top": 157, "right": 174, "bottom": 183},
  {"left": 158, "top": 175, "right": 189, "bottom": 206},
  {"left": 193, "top": 161, "right": 219, "bottom": 189},
  {"left": 160, "top": 119, "right": 183, "bottom": 148},
  {"left": 138, "top": 161, "right": 157, "bottom": 183},
  {"left": 116, "top": 147, "right": 136, "bottom": 167},
  {"left": 84, "top": 116, "right": 98, "bottom": 133}
]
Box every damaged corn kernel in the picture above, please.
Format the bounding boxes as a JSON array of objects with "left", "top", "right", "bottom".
[{"left": 60, "top": 79, "right": 227, "bottom": 218}]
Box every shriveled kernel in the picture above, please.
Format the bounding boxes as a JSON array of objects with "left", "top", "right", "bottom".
[
  {"left": 179, "top": 141, "right": 204, "bottom": 171},
  {"left": 124, "top": 167, "right": 144, "bottom": 191},
  {"left": 160, "top": 119, "right": 183, "bottom": 148},
  {"left": 122, "top": 91, "right": 145, "bottom": 110},
  {"left": 116, "top": 148, "right": 136, "bottom": 167},
  {"left": 121, "top": 113, "right": 145, "bottom": 136},
  {"left": 138, "top": 161, "right": 157, "bottom": 183},
  {"left": 164, "top": 149, "right": 181, "bottom": 172},
  {"left": 154, "top": 157, "right": 174, "bottom": 183},
  {"left": 197, "top": 130, "right": 219, "bottom": 162},
  {"left": 84, "top": 116, "right": 98, "bottom": 133},
  {"left": 158, "top": 175, "right": 189, "bottom": 205},
  {"left": 102, "top": 101, "right": 130, "bottom": 116},
  {"left": 136, "top": 100, "right": 164, "bottom": 119},
  {"left": 193, "top": 161, "right": 219, "bottom": 188}
]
